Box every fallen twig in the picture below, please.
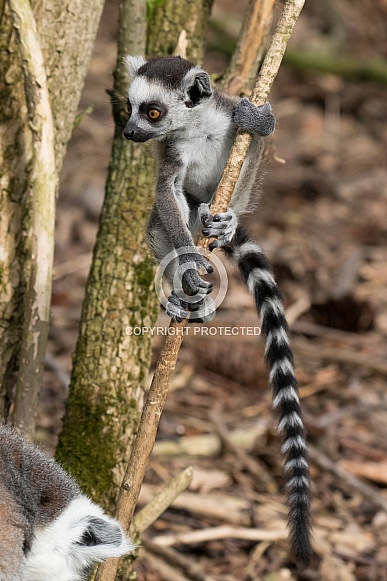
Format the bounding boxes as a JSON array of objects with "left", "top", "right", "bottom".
[
  {"left": 209, "top": 410, "right": 278, "bottom": 493},
  {"left": 293, "top": 339, "right": 387, "bottom": 376},
  {"left": 138, "top": 485, "right": 252, "bottom": 527},
  {"left": 131, "top": 467, "right": 194, "bottom": 536},
  {"left": 153, "top": 524, "right": 288, "bottom": 546},
  {"left": 142, "top": 538, "right": 217, "bottom": 581},
  {"left": 141, "top": 551, "right": 190, "bottom": 581},
  {"left": 308, "top": 444, "right": 387, "bottom": 513},
  {"left": 152, "top": 424, "right": 267, "bottom": 457}
]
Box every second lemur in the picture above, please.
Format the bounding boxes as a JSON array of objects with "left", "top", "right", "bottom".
[{"left": 122, "top": 55, "right": 311, "bottom": 566}]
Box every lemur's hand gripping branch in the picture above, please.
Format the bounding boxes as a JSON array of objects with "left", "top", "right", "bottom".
[{"left": 198, "top": 0, "right": 307, "bottom": 250}]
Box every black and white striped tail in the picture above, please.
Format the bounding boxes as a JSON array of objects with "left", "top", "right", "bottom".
[{"left": 224, "top": 225, "right": 312, "bottom": 566}]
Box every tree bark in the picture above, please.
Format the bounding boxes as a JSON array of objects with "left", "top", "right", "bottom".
[
  {"left": 56, "top": 0, "right": 213, "bottom": 516},
  {"left": 8, "top": 0, "right": 57, "bottom": 437},
  {"left": 0, "top": 0, "right": 105, "bottom": 421}
]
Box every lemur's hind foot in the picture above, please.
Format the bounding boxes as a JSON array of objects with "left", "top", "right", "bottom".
[
  {"left": 199, "top": 203, "right": 238, "bottom": 250},
  {"left": 166, "top": 290, "right": 216, "bottom": 323}
]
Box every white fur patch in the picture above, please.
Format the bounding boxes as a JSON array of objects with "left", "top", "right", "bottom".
[
  {"left": 286, "top": 475, "right": 309, "bottom": 489},
  {"left": 269, "top": 358, "right": 294, "bottom": 383},
  {"left": 265, "top": 327, "right": 290, "bottom": 356},
  {"left": 247, "top": 268, "right": 276, "bottom": 294},
  {"left": 272, "top": 386, "right": 300, "bottom": 408},
  {"left": 278, "top": 412, "right": 303, "bottom": 433},
  {"left": 281, "top": 435, "right": 306, "bottom": 454},
  {"left": 284, "top": 457, "right": 309, "bottom": 472},
  {"left": 123, "top": 55, "right": 146, "bottom": 80},
  {"left": 235, "top": 241, "right": 262, "bottom": 262},
  {"left": 259, "top": 296, "right": 284, "bottom": 321},
  {"left": 128, "top": 76, "right": 174, "bottom": 108},
  {"left": 22, "top": 496, "right": 134, "bottom": 581}
]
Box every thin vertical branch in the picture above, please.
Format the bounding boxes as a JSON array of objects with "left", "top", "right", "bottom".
[
  {"left": 9, "top": 0, "right": 56, "bottom": 436},
  {"left": 97, "top": 1, "right": 305, "bottom": 578},
  {"left": 95, "top": 324, "right": 186, "bottom": 581},
  {"left": 223, "top": 0, "right": 276, "bottom": 94},
  {"left": 199, "top": 0, "right": 306, "bottom": 226}
]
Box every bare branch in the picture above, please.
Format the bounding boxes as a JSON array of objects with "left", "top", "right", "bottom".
[
  {"left": 142, "top": 539, "right": 217, "bottom": 581},
  {"left": 153, "top": 524, "right": 288, "bottom": 546},
  {"left": 8, "top": 0, "right": 56, "bottom": 436},
  {"left": 97, "top": 0, "right": 305, "bottom": 577},
  {"left": 223, "top": 0, "right": 276, "bottom": 94},
  {"left": 131, "top": 467, "right": 194, "bottom": 536},
  {"left": 199, "top": 0, "right": 306, "bottom": 226},
  {"left": 95, "top": 322, "right": 186, "bottom": 581}
]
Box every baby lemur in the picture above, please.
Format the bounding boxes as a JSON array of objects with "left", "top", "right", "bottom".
[
  {"left": 0, "top": 425, "right": 133, "bottom": 581},
  {"left": 123, "top": 55, "right": 311, "bottom": 566}
]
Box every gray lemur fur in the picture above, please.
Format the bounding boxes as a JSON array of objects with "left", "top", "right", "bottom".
[
  {"left": 0, "top": 425, "right": 134, "bottom": 581},
  {"left": 123, "top": 55, "right": 275, "bottom": 322},
  {"left": 123, "top": 55, "right": 311, "bottom": 566}
]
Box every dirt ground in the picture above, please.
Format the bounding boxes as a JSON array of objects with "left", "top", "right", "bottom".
[{"left": 38, "top": 0, "right": 387, "bottom": 579}]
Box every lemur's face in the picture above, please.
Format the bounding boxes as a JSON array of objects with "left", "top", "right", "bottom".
[
  {"left": 123, "top": 56, "right": 213, "bottom": 142},
  {"left": 125, "top": 77, "right": 185, "bottom": 142}
]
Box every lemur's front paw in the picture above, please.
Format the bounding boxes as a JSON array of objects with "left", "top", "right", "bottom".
[
  {"left": 233, "top": 98, "right": 275, "bottom": 136},
  {"left": 166, "top": 291, "right": 189, "bottom": 322},
  {"left": 189, "top": 295, "right": 216, "bottom": 323},
  {"left": 178, "top": 253, "right": 213, "bottom": 297},
  {"left": 199, "top": 203, "right": 238, "bottom": 250}
]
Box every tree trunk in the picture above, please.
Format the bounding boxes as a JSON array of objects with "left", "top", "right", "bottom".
[
  {"left": 0, "top": 0, "right": 105, "bottom": 420},
  {"left": 56, "top": 0, "right": 212, "bottom": 513}
]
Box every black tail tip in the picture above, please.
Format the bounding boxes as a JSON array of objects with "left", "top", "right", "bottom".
[{"left": 292, "top": 536, "right": 312, "bottom": 570}]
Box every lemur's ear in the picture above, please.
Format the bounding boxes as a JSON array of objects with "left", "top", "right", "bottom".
[
  {"left": 123, "top": 55, "right": 146, "bottom": 81},
  {"left": 77, "top": 514, "right": 135, "bottom": 558},
  {"left": 181, "top": 67, "right": 212, "bottom": 107},
  {"left": 78, "top": 517, "right": 122, "bottom": 548}
]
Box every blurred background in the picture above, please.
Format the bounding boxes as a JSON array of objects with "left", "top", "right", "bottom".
[{"left": 41, "top": 0, "right": 387, "bottom": 578}]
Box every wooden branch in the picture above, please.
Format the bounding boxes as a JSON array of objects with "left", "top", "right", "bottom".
[
  {"left": 153, "top": 524, "right": 288, "bottom": 546},
  {"left": 293, "top": 339, "right": 387, "bottom": 377},
  {"left": 209, "top": 410, "right": 278, "bottom": 493},
  {"left": 131, "top": 467, "right": 194, "bottom": 536},
  {"left": 152, "top": 424, "right": 267, "bottom": 457},
  {"left": 8, "top": 0, "right": 56, "bottom": 436},
  {"left": 141, "top": 550, "right": 191, "bottom": 581},
  {"left": 142, "top": 539, "right": 217, "bottom": 581},
  {"left": 198, "top": 0, "right": 306, "bottom": 229},
  {"left": 308, "top": 445, "right": 387, "bottom": 513},
  {"left": 97, "top": 1, "right": 305, "bottom": 578},
  {"left": 94, "top": 322, "right": 186, "bottom": 581},
  {"left": 223, "top": 0, "right": 276, "bottom": 95},
  {"left": 138, "top": 485, "right": 252, "bottom": 527}
]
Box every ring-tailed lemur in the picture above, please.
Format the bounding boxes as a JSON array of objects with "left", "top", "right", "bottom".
[
  {"left": 0, "top": 425, "right": 134, "bottom": 581},
  {"left": 122, "top": 55, "right": 311, "bottom": 566}
]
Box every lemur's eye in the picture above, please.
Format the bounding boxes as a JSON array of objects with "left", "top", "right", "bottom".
[
  {"left": 126, "top": 100, "right": 132, "bottom": 116},
  {"left": 147, "top": 108, "right": 161, "bottom": 120}
]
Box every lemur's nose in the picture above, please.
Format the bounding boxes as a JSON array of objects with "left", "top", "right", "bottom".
[{"left": 123, "top": 128, "right": 134, "bottom": 140}]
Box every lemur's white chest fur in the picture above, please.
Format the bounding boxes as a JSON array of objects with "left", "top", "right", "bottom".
[{"left": 171, "top": 103, "right": 236, "bottom": 202}]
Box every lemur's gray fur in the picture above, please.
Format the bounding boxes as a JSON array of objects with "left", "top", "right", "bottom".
[
  {"left": 123, "top": 55, "right": 311, "bottom": 566},
  {"left": 0, "top": 425, "right": 134, "bottom": 581}
]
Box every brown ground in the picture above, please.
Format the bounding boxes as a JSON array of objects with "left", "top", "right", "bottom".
[{"left": 38, "top": 1, "right": 387, "bottom": 579}]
